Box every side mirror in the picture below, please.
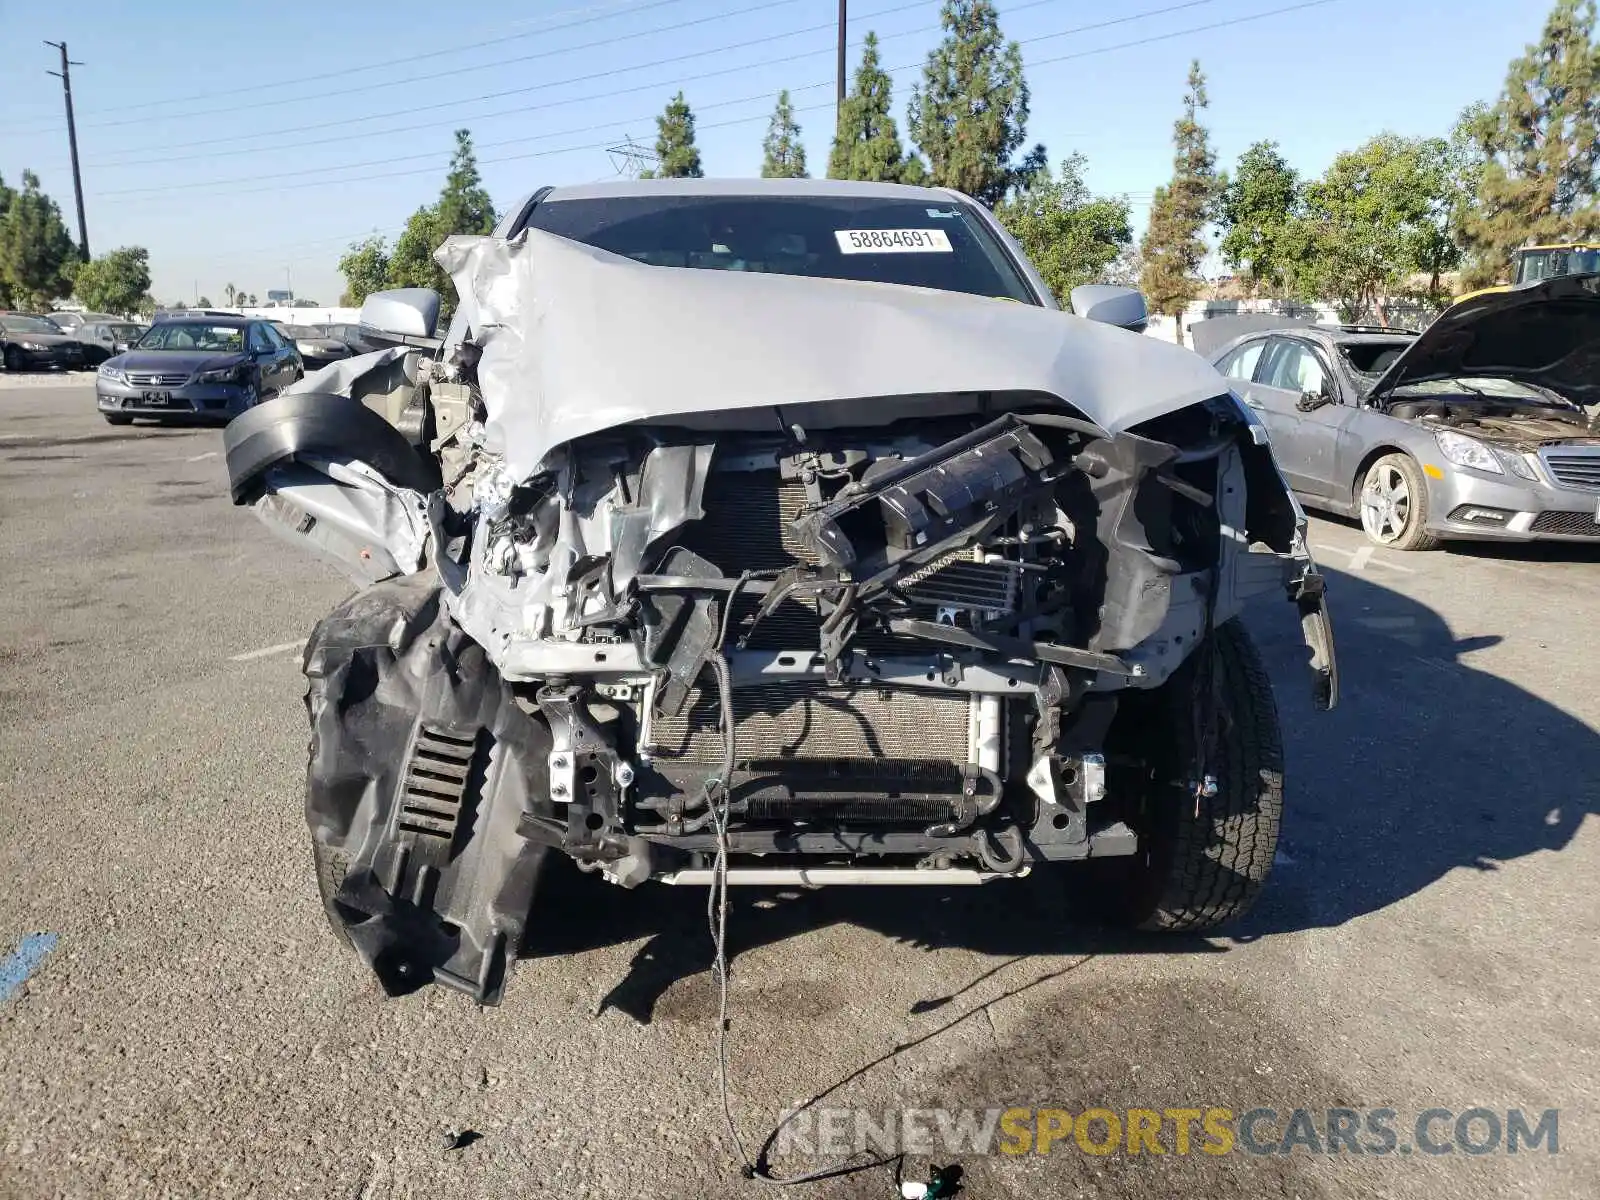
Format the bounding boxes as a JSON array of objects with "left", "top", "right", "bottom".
[
  {"left": 1297, "top": 387, "right": 1334, "bottom": 412},
  {"left": 1068, "top": 284, "right": 1149, "bottom": 333},
  {"left": 359, "top": 288, "right": 441, "bottom": 340}
]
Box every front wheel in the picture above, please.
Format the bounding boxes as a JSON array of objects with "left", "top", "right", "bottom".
[
  {"left": 1095, "top": 619, "right": 1285, "bottom": 932},
  {"left": 3, "top": 346, "right": 23, "bottom": 372},
  {"left": 1358, "top": 453, "right": 1439, "bottom": 551}
]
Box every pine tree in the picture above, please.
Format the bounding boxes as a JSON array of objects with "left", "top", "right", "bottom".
[
  {"left": 387, "top": 130, "right": 498, "bottom": 306},
  {"left": 828, "top": 33, "right": 920, "bottom": 183},
  {"left": 760, "top": 91, "right": 808, "bottom": 178},
  {"left": 0, "top": 171, "right": 79, "bottom": 309},
  {"left": 1461, "top": 0, "right": 1600, "bottom": 287},
  {"left": 642, "top": 92, "right": 704, "bottom": 179},
  {"left": 1139, "top": 61, "right": 1217, "bottom": 340},
  {"left": 435, "top": 128, "right": 497, "bottom": 237},
  {"left": 906, "top": 0, "right": 1038, "bottom": 206}
]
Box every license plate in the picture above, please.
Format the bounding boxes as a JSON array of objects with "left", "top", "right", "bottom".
[{"left": 141, "top": 391, "right": 170, "bottom": 405}]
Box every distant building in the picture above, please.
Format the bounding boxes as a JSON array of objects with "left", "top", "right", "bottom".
[{"left": 266, "top": 289, "right": 294, "bottom": 307}]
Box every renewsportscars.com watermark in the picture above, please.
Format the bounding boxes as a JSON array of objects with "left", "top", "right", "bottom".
[{"left": 775, "top": 1106, "right": 1560, "bottom": 1159}]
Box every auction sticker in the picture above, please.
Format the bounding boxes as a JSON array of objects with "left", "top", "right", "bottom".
[{"left": 834, "top": 228, "right": 952, "bottom": 254}]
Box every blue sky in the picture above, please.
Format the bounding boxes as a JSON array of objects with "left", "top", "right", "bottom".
[{"left": 0, "top": 0, "right": 1550, "bottom": 305}]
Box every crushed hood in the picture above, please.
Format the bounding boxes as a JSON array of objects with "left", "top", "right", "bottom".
[
  {"left": 437, "top": 230, "right": 1231, "bottom": 480},
  {"left": 1369, "top": 272, "right": 1600, "bottom": 404}
]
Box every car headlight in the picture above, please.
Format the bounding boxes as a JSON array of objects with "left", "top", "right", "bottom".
[
  {"left": 1499, "top": 450, "right": 1540, "bottom": 482},
  {"left": 1434, "top": 430, "right": 1502, "bottom": 474},
  {"left": 98, "top": 364, "right": 127, "bottom": 383},
  {"left": 195, "top": 364, "right": 246, "bottom": 384},
  {"left": 20, "top": 341, "right": 47, "bottom": 351}
]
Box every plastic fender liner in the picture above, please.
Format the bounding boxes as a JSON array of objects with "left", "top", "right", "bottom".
[
  {"left": 304, "top": 574, "right": 551, "bottom": 1004},
  {"left": 223, "top": 390, "right": 442, "bottom": 505}
]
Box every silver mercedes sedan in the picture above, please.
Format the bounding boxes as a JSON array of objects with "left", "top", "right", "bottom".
[{"left": 1194, "top": 274, "right": 1600, "bottom": 549}]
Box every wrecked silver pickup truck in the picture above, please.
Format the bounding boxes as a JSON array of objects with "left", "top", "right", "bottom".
[{"left": 224, "top": 180, "right": 1336, "bottom": 1003}]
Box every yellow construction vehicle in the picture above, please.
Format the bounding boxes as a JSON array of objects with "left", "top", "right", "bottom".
[{"left": 1456, "top": 242, "right": 1600, "bottom": 302}]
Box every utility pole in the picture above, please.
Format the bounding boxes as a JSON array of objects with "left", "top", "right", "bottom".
[
  {"left": 44, "top": 41, "right": 89, "bottom": 259},
  {"left": 836, "top": 0, "right": 847, "bottom": 120}
]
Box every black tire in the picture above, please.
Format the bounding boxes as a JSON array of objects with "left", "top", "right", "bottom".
[
  {"left": 3, "top": 346, "right": 23, "bottom": 372},
  {"left": 103, "top": 415, "right": 133, "bottom": 426},
  {"left": 1357, "top": 453, "right": 1440, "bottom": 551},
  {"left": 312, "top": 841, "right": 353, "bottom": 948},
  {"left": 1102, "top": 618, "right": 1285, "bottom": 932}
]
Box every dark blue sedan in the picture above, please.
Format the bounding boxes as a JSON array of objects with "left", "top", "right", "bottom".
[{"left": 95, "top": 316, "right": 302, "bottom": 425}]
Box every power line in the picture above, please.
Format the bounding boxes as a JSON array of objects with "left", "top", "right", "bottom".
[
  {"left": 78, "top": 0, "right": 814, "bottom": 132},
  {"left": 4, "top": 0, "right": 699, "bottom": 135},
  {"left": 88, "top": 0, "right": 946, "bottom": 166},
  {"left": 105, "top": 0, "right": 1341, "bottom": 212},
  {"left": 94, "top": 0, "right": 1208, "bottom": 196}
]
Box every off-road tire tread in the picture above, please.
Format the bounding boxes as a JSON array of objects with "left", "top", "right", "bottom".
[{"left": 1135, "top": 619, "right": 1285, "bottom": 933}]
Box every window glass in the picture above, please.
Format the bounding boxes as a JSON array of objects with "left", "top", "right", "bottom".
[
  {"left": 248, "top": 324, "right": 275, "bottom": 352},
  {"left": 524, "top": 194, "right": 1037, "bottom": 302},
  {"left": 1261, "top": 340, "right": 1327, "bottom": 395},
  {"left": 1220, "top": 340, "right": 1266, "bottom": 382},
  {"left": 137, "top": 322, "right": 246, "bottom": 351}
]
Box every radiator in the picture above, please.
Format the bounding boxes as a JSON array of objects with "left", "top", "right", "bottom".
[{"left": 644, "top": 678, "right": 971, "bottom": 765}]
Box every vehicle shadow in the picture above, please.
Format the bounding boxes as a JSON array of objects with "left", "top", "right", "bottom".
[
  {"left": 1237, "top": 560, "right": 1599, "bottom": 935},
  {"left": 523, "top": 562, "right": 1599, "bottom": 1018}
]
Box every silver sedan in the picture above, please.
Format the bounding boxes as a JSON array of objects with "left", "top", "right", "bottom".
[{"left": 1195, "top": 276, "right": 1600, "bottom": 549}]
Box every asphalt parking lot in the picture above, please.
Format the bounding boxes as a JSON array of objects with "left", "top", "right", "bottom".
[{"left": 1, "top": 379, "right": 1596, "bottom": 1199}]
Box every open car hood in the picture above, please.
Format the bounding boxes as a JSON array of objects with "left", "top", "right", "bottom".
[
  {"left": 1368, "top": 272, "right": 1600, "bottom": 405},
  {"left": 438, "top": 230, "right": 1231, "bottom": 480}
]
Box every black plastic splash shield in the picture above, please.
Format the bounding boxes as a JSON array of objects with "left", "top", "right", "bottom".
[{"left": 303, "top": 573, "right": 551, "bottom": 1004}]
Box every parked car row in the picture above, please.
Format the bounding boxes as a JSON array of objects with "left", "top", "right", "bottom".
[{"left": 2, "top": 311, "right": 151, "bottom": 371}]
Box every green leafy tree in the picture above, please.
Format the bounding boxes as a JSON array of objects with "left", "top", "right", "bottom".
[
  {"left": 907, "top": 0, "right": 1039, "bottom": 206},
  {"left": 640, "top": 92, "right": 704, "bottom": 179},
  {"left": 387, "top": 130, "right": 498, "bottom": 306},
  {"left": 337, "top": 235, "right": 392, "bottom": 306},
  {"left": 245, "top": 293, "right": 257, "bottom": 306},
  {"left": 223, "top": 283, "right": 238, "bottom": 306},
  {"left": 72, "top": 247, "right": 152, "bottom": 315},
  {"left": 0, "top": 170, "right": 79, "bottom": 309},
  {"left": 1281, "top": 134, "right": 1457, "bottom": 322},
  {"left": 828, "top": 33, "right": 925, "bottom": 183},
  {"left": 0, "top": 174, "right": 15, "bottom": 308},
  {"left": 1461, "top": 0, "right": 1600, "bottom": 287},
  {"left": 1216, "top": 141, "right": 1301, "bottom": 295},
  {"left": 995, "top": 154, "right": 1131, "bottom": 304},
  {"left": 197, "top": 296, "right": 213, "bottom": 307},
  {"left": 760, "top": 91, "right": 809, "bottom": 178},
  {"left": 1102, "top": 242, "right": 1144, "bottom": 288},
  {"left": 1139, "top": 61, "right": 1218, "bottom": 340}
]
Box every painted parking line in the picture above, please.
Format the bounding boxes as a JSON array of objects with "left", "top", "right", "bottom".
[
  {"left": 228, "top": 640, "right": 305, "bottom": 663},
  {"left": 185, "top": 450, "right": 219, "bottom": 462},
  {"left": 1, "top": 932, "right": 58, "bottom": 1001}
]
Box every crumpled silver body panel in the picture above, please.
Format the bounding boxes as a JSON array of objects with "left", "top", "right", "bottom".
[{"left": 436, "top": 229, "right": 1232, "bottom": 480}]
